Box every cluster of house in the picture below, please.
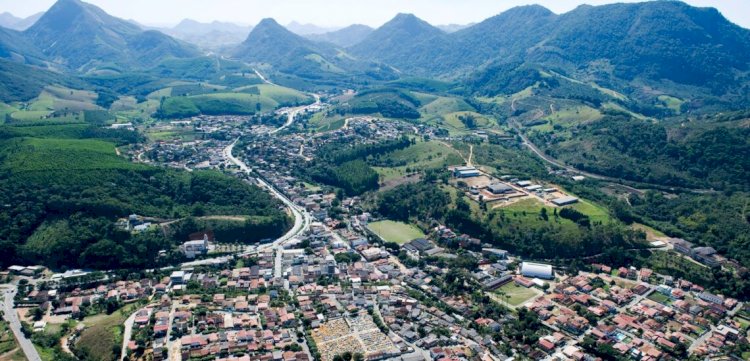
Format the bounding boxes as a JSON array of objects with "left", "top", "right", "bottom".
[{"left": 520, "top": 265, "right": 744, "bottom": 360}]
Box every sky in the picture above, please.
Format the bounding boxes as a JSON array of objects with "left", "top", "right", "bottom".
[{"left": 1, "top": 0, "right": 748, "bottom": 29}]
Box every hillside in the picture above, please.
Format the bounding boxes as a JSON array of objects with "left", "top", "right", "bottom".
[
  {"left": 308, "top": 24, "right": 373, "bottom": 47},
  {"left": 233, "top": 18, "right": 397, "bottom": 86},
  {"left": 351, "top": 3, "right": 750, "bottom": 111},
  {"left": 350, "top": 13, "right": 450, "bottom": 75},
  {"left": 23, "top": 0, "right": 200, "bottom": 71},
  {"left": 0, "top": 121, "right": 290, "bottom": 269}
]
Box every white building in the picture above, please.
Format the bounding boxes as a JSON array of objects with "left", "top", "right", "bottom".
[{"left": 520, "top": 262, "right": 554, "bottom": 279}]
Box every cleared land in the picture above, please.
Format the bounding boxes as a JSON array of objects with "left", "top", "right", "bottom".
[
  {"left": 76, "top": 304, "right": 139, "bottom": 361},
  {"left": 372, "top": 141, "right": 464, "bottom": 182},
  {"left": 368, "top": 220, "right": 425, "bottom": 244}
]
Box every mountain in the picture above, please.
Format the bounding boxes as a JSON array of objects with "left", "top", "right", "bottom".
[
  {"left": 351, "top": 3, "right": 750, "bottom": 109},
  {"left": 161, "top": 19, "right": 251, "bottom": 51},
  {"left": 0, "top": 12, "right": 23, "bottom": 29},
  {"left": 0, "top": 12, "right": 42, "bottom": 31},
  {"left": 23, "top": 0, "right": 200, "bottom": 71},
  {"left": 233, "top": 18, "right": 327, "bottom": 66},
  {"left": 529, "top": 2, "right": 750, "bottom": 89},
  {"left": 436, "top": 23, "right": 474, "bottom": 33},
  {"left": 350, "top": 13, "right": 449, "bottom": 74},
  {"left": 13, "top": 12, "right": 45, "bottom": 31},
  {"left": 307, "top": 24, "right": 373, "bottom": 47},
  {"left": 173, "top": 19, "right": 251, "bottom": 35},
  {"left": 0, "top": 27, "right": 46, "bottom": 65},
  {"left": 286, "top": 21, "right": 339, "bottom": 35},
  {"left": 233, "top": 18, "right": 396, "bottom": 85}
]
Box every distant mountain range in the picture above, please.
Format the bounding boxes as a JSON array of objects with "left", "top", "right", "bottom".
[
  {"left": 0, "top": 0, "right": 748, "bottom": 110},
  {"left": 0, "top": 0, "right": 200, "bottom": 72},
  {"left": 157, "top": 19, "right": 252, "bottom": 52},
  {"left": 232, "top": 18, "right": 396, "bottom": 83},
  {"left": 306, "top": 24, "right": 373, "bottom": 47},
  {"left": 0, "top": 12, "right": 44, "bottom": 31},
  {"left": 285, "top": 21, "right": 340, "bottom": 35},
  {"left": 348, "top": 3, "right": 750, "bottom": 109}
]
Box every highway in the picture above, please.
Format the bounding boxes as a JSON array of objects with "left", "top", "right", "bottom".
[{"left": 1, "top": 286, "right": 42, "bottom": 361}]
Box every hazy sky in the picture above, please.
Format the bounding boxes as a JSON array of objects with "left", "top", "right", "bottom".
[{"left": 1, "top": 0, "right": 748, "bottom": 29}]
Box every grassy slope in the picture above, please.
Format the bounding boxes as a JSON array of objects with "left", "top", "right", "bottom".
[
  {"left": 76, "top": 304, "right": 139, "bottom": 361},
  {"left": 372, "top": 140, "right": 464, "bottom": 182},
  {"left": 2, "top": 138, "right": 146, "bottom": 173}
]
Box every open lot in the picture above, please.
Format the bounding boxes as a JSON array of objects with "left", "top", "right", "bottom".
[{"left": 367, "top": 220, "right": 425, "bottom": 244}]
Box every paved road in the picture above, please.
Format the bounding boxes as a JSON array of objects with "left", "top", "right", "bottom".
[
  {"left": 119, "top": 308, "right": 138, "bottom": 360},
  {"left": 1, "top": 286, "right": 42, "bottom": 361}
]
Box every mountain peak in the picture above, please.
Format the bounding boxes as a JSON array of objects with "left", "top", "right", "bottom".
[
  {"left": 377, "top": 12, "right": 442, "bottom": 37},
  {"left": 23, "top": 0, "right": 197, "bottom": 69},
  {"left": 257, "top": 18, "right": 282, "bottom": 28}
]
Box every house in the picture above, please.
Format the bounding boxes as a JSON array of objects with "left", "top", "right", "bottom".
[{"left": 520, "top": 262, "right": 553, "bottom": 279}]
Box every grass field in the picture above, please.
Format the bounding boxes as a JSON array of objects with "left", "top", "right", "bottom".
[
  {"left": 658, "top": 95, "right": 684, "bottom": 114},
  {"left": 647, "top": 292, "right": 671, "bottom": 305},
  {"left": 372, "top": 141, "right": 464, "bottom": 181},
  {"left": 543, "top": 105, "right": 602, "bottom": 129},
  {"left": 494, "top": 197, "right": 611, "bottom": 227},
  {"left": 236, "top": 84, "right": 313, "bottom": 106},
  {"left": 76, "top": 304, "right": 139, "bottom": 361},
  {"left": 367, "top": 220, "right": 425, "bottom": 244},
  {"left": 419, "top": 96, "right": 474, "bottom": 116},
  {"left": 735, "top": 317, "right": 750, "bottom": 331},
  {"left": 0, "top": 321, "right": 18, "bottom": 356},
  {"left": 496, "top": 283, "right": 540, "bottom": 306},
  {"left": 308, "top": 113, "right": 346, "bottom": 132}
]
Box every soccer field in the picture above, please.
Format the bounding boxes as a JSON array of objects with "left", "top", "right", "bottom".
[{"left": 367, "top": 220, "right": 425, "bottom": 244}]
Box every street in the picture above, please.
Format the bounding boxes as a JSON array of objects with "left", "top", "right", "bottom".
[{"left": 1, "top": 285, "right": 42, "bottom": 361}]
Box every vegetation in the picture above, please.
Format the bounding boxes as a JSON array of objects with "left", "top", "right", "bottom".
[
  {"left": 540, "top": 114, "right": 750, "bottom": 190},
  {"left": 375, "top": 179, "right": 647, "bottom": 261},
  {"left": 0, "top": 125, "right": 289, "bottom": 269}
]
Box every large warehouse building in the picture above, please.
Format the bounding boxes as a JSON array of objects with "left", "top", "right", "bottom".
[{"left": 520, "top": 262, "right": 554, "bottom": 279}]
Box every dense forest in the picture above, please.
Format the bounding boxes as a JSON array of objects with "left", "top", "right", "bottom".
[
  {"left": 304, "top": 137, "right": 412, "bottom": 195},
  {"left": 0, "top": 126, "right": 290, "bottom": 269}
]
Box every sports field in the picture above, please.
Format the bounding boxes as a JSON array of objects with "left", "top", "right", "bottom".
[{"left": 367, "top": 220, "right": 425, "bottom": 244}]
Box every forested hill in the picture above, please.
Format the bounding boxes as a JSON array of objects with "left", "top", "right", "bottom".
[
  {"left": 0, "top": 123, "right": 290, "bottom": 270},
  {"left": 350, "top": 2, "right": 750, "bottom": 110}
]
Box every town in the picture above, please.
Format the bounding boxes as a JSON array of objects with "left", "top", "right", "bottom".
[{"left": 1, "top": 95, "right": 748, "bottom": 361}]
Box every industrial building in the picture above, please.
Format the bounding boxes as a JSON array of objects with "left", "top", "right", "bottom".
[
  {"left": 453, "top": 166, "right": 480, "bottom": 178},
  {"left": 551, "top": 196, "right": 579, "bottom": 206},
  {"left": 520, "top": 262, "right": 554, "bottom": 279},
  {"left": 487, "top": 183, "right": 513, "bottom": 194}
]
